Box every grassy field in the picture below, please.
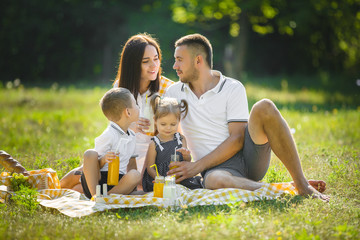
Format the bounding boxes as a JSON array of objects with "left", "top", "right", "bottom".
[{"left": 0, "top": 79, "right": 359, "bottom": 239}]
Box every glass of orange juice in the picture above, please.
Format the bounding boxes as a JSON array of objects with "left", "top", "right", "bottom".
[
  {"left": 170, "top": 154, "right": 179, "bottom": 179},
  {"left": 107, "top": 151, "right": 119, "bottom": 186},
  {"left": 153, "top": 176, "right": 164, "bottom": 198}
]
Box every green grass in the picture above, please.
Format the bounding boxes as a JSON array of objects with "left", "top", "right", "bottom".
[{"left": 0, "top": 80, "right": 359, "bottom": 240}]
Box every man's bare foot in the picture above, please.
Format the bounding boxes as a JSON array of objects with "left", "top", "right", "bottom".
[
  {"left": 296, "top": 183, "right": 330, "bottom": 202},
  {"left": 308, "top": 180, "right": 326, "bottom": 193},
  {"left": 291, "top": 180, "right": 326, "bottom": 193}
]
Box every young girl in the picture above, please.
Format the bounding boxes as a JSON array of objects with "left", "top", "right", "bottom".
[{"left": 142, "top": 96, "right": 202, "bottom": 192}]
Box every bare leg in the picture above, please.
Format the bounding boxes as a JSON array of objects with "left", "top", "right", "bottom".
[
  {"left": 60, "top": 166, "right": 83, "bottom": 190},
  {"left": 204, "top": 170, "right": 263, "bottom": 190},
  {"left": 71, "top": 183, "right": 84, "bottom": 193},
  {"left": 204, "top": 171, "right": 327, "bottom": 194},
  {"left": 82, "top": 149, "right": 101, "bottom": 197},
  {"left": 108, "top": 169, "right": 141, "bottom": 195},
  {"left": 248, "top": 99, "right": 329, "bottom": 201}
]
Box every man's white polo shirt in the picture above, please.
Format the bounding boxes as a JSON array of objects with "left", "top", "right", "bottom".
[
  {"left": 94, "top": 121, "right": 137, "bottom": 174},
  {"left": 165, "top": 70, "right": 249, "bottom": 161}
]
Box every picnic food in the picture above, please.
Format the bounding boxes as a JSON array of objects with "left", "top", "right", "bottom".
[
  {"left": 10, "top": 172, "right": 31, "bottom": 191},
  {"left": 0, "top": 150, "right": 29, "bottom": 176}
]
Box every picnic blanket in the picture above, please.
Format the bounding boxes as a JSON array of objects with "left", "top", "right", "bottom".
[{"left": 0, "top": 168, "right": 298, "bottom": 218}]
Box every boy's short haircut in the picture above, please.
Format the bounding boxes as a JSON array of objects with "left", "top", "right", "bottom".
[
  {"left": 175, "top": 33, "right": 213, "bottom": 69},
  {"left": 100, "top": 88, "right": 132, "bottom": 122}
]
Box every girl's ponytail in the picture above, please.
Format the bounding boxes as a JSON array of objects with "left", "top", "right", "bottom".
[
  {"left": 150, "top": 94, "right": 161, "bottom": 115},
  {"left": 179, "top": 99, "right": 188, "bottom": 119}
]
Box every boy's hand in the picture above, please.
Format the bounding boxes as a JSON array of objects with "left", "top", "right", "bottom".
[
  {"left": 101, "top": 152, "right": 117, "bottom": 165},
  {"left": 176, "top": 148, "right": 191, "bottom": 161}
]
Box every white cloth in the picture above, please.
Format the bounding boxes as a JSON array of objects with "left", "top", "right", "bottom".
[
  {"left": 94, "top": 121, "right": 136, "bottom": 174},
  {"left": 165, "top": 70, "right": 249, "bottom": 161}
]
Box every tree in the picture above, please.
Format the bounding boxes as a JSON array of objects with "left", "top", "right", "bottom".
[
  {"left": 170, "top": 0, "right": 360, "bottom": 78},
  {"left": 0, "top": 0, "right": 147, "bottom": 83}
]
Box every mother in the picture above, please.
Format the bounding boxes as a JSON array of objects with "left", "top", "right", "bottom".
[{"left": 60, "top": 33, "right": 173, "bottom": 192}]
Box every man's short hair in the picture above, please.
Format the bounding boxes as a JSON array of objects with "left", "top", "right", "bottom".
[
  {"left": 175, "top": 33, "right": 213, "bottom": 68},
  {"left": 100, "top": 88, "right": 132, "bottom": 122}
]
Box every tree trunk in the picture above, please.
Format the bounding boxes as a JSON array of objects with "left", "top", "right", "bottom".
[
  {"left": 224, "top": 12, "right": 249, "bottom": 80},
  {"left": 101, "top": 42, "right": 112, "bottom": 83}
]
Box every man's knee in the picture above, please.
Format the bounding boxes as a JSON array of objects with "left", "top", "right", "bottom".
[
  {"left": 204, "top": 171, "right": 232, "bottom": 190},
  {"left": 251, "top": 99, "right": 280, "bottom": 120},
  {"left": 251, "top": 99, "right": 281, "bottom": 122}
]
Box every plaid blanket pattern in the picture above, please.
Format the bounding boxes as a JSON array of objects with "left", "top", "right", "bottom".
[{"left": 0, "top": 169, "right": 297, "bottom": 217}]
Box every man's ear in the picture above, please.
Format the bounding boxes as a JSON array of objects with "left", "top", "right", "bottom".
[
  {"left": 196, "top": 55, "right": 201, "bottom": 64},
  {"left": 125, "top": 108, "right": 131, "bottom": 117}
]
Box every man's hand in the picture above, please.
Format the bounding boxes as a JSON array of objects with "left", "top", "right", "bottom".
[{"left": 167, "top": 161, "right": 200, "bottom": 183}]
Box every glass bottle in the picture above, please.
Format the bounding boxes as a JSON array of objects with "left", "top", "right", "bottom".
[
  {"left": 143, "top": 97, "right": 155, "bottom": 136},
  {"left": 107, "top": 151, "right": 120, "bottom": 185},
  {"left": 153, "top": 176, "right": 164, "bottom": 198}
]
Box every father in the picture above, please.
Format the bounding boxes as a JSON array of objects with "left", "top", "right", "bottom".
[{"left": 166, "top": 33, "right": 329, "bottom": 201}]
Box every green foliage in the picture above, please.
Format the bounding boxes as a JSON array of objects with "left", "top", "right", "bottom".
[
  {"left": 55, "top": 157, "right": 82, "bottom": 178},
  {"left": 263, "top": 165, "right": 291, "bottom": 183},
  {"left": 0, "top": 1, "right": 151, "bottom": 82},
  {"left": 171, "top": 0, "right": 360, "bottom": 75},
  {"left": 10, "top": 185, "right": 39, "bottom": 214},
  {"left": 1, "top": 0, "right": 359, "bottom": 86},
  {"left": 9, "top": 173, "right": 31, "bottom": 192}
]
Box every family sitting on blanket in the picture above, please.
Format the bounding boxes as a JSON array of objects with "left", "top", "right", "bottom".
[{"left": 60, "top": 33, "right": 329, "bottom": 201}]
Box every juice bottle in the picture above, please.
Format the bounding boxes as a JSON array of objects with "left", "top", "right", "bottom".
[
  {"left": 142, "top": 98, "right": 155, "bottom": 136},
  {"left": 153, "top": 176, "right": 164, "bottom": 198},
  {"left": 107, "top": 152, "right": 119, "bottom": 186}
]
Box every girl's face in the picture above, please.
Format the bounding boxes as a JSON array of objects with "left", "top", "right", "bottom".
[
  {"left": 141, "top": 45, "right": 160, "bottom": 83},
  {"left": 155, "top": 113, "right": 179, "bottom": 139}
]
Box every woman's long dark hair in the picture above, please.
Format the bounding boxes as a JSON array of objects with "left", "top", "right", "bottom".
[{"left": 115, "top": 33, "right": 162, "bottom": 99}]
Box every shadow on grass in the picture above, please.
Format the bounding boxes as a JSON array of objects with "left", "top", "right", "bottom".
[
  {"left": 245, "top": 195, "right": 304, "bottom": 212},
  {"left": 96, "top": 195, "right": 305, "bottom": 221}
]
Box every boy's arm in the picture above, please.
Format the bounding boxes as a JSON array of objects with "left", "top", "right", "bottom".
[
  {"left": 145, "top": 142, "right": 157, "bottom": 179},
  {"left": 127, "top": 157, "right": 137, "bottom": 172}
]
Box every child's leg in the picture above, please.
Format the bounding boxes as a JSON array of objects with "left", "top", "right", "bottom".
[
  {"left": 60, "top": 165, "right": 83, "bottom": 190},
  {"left": 82, "top": 149, "right": 101, "bottom": 197},
  {"left": 108, "top": 169, "right": 141, "bottom": 195},
  {"left": 71, "top": 183, "right": 84, "bottom": 193}
]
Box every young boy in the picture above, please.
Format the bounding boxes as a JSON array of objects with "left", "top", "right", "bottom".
[{"left": 81, "top": 88, "right": 141, "bottom": 199}]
